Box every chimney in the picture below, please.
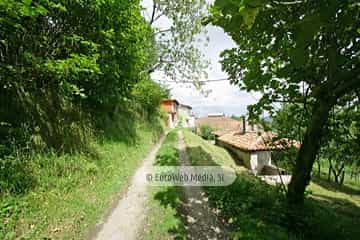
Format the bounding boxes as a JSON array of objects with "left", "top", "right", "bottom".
[{"left": 242, "top": 116, "right": 246, "bottom": 133}]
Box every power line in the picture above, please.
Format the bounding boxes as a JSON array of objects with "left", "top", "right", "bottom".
[{"left": 152, "top": 78, "right": 229, "bottom": 83}]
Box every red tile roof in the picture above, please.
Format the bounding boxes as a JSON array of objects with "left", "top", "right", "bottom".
[
  {"left": 195, "top": 117, "right": 242, "bottom": 132},
  {"left": 217, "top": 131, "right": 300, "bottom": 151},
  {"left": 160, "top": 99, "right": 179, "bottom": 113},
  {"left": 161, "top": 99, "right": 179, "bottom": 105}
]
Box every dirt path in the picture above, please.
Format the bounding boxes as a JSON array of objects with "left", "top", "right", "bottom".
[
  {"left": 177, "top": 131, "right": 229, "bottom": 240},
  {"left": 93, "top": 134, "right": 166, "bottom": 240}
]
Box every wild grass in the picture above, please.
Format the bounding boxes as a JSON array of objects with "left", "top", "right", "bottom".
[
  {"left": 0, "top": 121, "right": 162, "bottom": 239},
  {"left": 182, "top": 129, "right": 247, "bottom": 172}
]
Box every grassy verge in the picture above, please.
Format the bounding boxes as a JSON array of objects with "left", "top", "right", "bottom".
[
  {"left": 182, "top": 129, "right": 246, "bottom": 172},
  {"left": 1, "top": 122, "right": 163, "bottom": 240},
  {"left": 182, "top": 130, "right": 360, "bottom": 240},
  {"left": 140, "top": 130, "right": 186, "bottom": 240}
]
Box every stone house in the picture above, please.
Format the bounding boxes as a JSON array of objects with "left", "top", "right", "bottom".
[{"left": 216, "top": 120, "right": 299, "bottom": 175}]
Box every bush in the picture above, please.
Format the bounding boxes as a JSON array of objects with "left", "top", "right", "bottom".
[
  {"left": 132, "top": 79, "right": 170, "bottom": 119},
  {"left": 199, "top": 124, "right": 215, "bottom": 140},
  {"left": 205, "top": 175, "right": 294, "bottom": 240}
]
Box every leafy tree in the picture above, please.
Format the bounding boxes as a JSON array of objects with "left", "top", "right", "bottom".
[
  {"left": 272, "top": 104, "right": 308, "bottom": 142},
  {"left": 143, "top": 0, "right": 209, "bottom": 83},
  {"left": 320, "top": 103, "right": 360, "bottom": 184},
  {"left": 271, "top": 104, "right": 308, "bottom": 173},
  {"left": 206, "top": 0, "right": 360, "bottom": 204},
  {"left": 132, "top": 78, "right": 170, "bottom": 119},
  {"left": 349, "top": 110, "right": 360, "bottom": 180}
]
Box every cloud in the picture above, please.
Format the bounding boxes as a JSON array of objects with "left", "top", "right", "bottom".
[
  {"left": 143, "top": 1, "right": 259, "bottom": 117},
  {"left": 168, "top": 80, "right": 259, "bottom": 117}
]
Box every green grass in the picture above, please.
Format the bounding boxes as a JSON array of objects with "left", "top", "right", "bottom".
[
  {"left": 182, "top": 130, "right": 360, "bottom": 240},
  {"left": 140, "top": 130, "right": 186, "bottom": 240},
  {"left": 309, "top": 180, "right": 360, "bottom": 207},
  {"left": 141, "top": 187, "right": 184, "bottom": 240},
  {"left": 0, "top": 122, "right": 163, "bottom": 240},
  {"left": 308, "top": 158, "right": 360, "bottom": 227},
  {"left": 182, "top": 129, "right": 247, "bottom": 172}
]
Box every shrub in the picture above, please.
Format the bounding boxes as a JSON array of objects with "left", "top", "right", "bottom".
[
  {"left": 132, "top": 79, "right": 170, "bottom": 119},
  {"left": 199, "top": 124, "right": 215, "bottom": 140},
  {"left": 205, "top": 175, "right": 293, "bottom": 240}
]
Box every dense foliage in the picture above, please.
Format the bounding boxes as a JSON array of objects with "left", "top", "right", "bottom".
[
  {"left": 207, "top": 0, "right": 360, "bottom": 204},
  {"left": 132, "top": 78, "right": 169, "bottom": 119},
  {"left": 0, "top": 0, "right": 157, "bottom": 154},
  {"left": 0, "top": 0, "right": 174, "bottom": 198},
  {"left": 272, "top": 102, "right": 360, "bottom": 185},
  {"left": 320, "top": 104, "right": 360, "bottom": 184},
  {"left": 199, "top": 124, "right": 215, "bottom": 140},
  {"left": 144, "top": 0, "right": 209, "bottom": 84}
]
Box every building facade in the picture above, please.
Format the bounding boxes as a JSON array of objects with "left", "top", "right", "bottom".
[
  {"left": 160, "top": 99, "right": 179, "bottom": 128},
  {"left": 178, "top": 104, "right": 195, "bottom": 128}
]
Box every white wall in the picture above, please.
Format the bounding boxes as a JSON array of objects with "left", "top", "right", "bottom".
[
  {"left": 257, "top": 151, "right": 271, "bottom": 170},
  {"left": 187, "top": 116, "right": 195, "bottom": 128},
  {"left": 168, "top": 114, "right": 174, "bottom": 128},
  {"left": 250, "top": 153, "right": 258, "bottom": 172},
  {"left": 178, "top": 106, "right": 194, "bottom": 128},
  {"left": 215, "top": 140, "right": 272, "bottom": 173},
  {"left": 250, "top": 151, "right": 272, "bottom": 174}
]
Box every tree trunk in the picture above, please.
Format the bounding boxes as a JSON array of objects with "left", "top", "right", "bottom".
[
  {"left": 340, "top": 171, "right": 345, "bottom": 185},
  {"left": 287, "top": 99, "right": 333, "bottom": 205},
  {"left": 332, "top": 167, "right": 339, "bottom": 183},
  {"left": 316, "top": 158, "right": 321, "bottom": 177},
  {"left": 331, "top": 162, "right": 345, "bottom": 184},
  {"left": 328, "top": 160, "right": 332, "bottom": 181}
]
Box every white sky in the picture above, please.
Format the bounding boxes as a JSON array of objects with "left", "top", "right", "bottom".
[{"left": 141, "top": 0, "right": 260, "bottom": 117}]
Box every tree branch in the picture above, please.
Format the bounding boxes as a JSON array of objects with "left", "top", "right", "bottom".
[
  {"left": 271, "top": 0, "right": 304, "bottom": 5},
  {"left": 152, "top": 13, "right": 164, "bottom": 23},
  {"left": 333, "top": 69, "right": 360, "bottom": 98},
  {"left": 150, "top": 2, "right": 157, "bottom": 25},
  {"left": 147, "top": 62, "right": 161, "bottom": 73},
  {"left": 154, "top": 28, "right": 172, "bottom": 35}
]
